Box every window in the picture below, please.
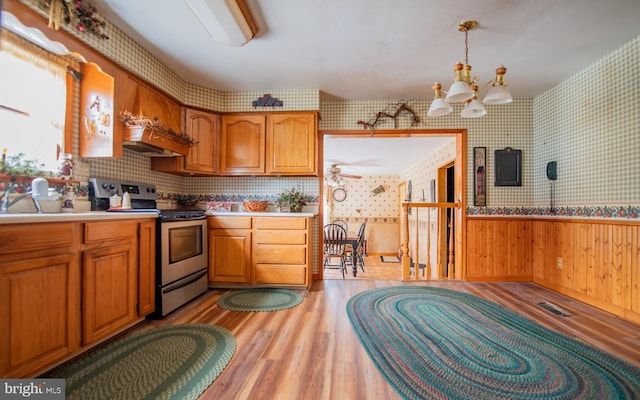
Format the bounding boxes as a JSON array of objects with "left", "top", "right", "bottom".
[{"left": 0, "top": 28, "right": 73, "bottom": 175}]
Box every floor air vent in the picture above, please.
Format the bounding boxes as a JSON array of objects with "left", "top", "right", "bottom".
[{"left": 537, "top": 301, "right": 571, "bottom": 317}]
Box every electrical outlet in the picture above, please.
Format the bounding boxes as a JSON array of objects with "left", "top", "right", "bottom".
[{"left": 556, "top": 257, "right": 564, "bottom": 269}]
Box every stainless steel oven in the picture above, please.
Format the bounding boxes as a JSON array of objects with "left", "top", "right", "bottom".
[
  {"left": 89, "top": 178, "right": 208, "bottom": 318},
  {"left": 156, "top": 210, "right": 208, "bottom": 317}
]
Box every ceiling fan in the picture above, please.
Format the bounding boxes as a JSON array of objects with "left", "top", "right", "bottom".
[{"left": 325, "top": 164, "right": 361, "bottom": 186}]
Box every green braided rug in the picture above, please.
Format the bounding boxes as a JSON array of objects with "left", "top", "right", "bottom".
[
  {"left": 216, "top": 288, "right": 303, "bottom": 312},
  {"left": 48, "top": 324, "right": 235, "bottom": 400},
  {"left": 346, "top": 286, "right": 640, "bottom": 400}
]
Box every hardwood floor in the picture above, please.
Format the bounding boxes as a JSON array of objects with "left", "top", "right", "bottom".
[{"left": 121, "top": 256, "right": 640, "bottom": 399}]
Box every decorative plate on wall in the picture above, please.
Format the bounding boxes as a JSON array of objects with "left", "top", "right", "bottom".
[{"left": 332, "top": 187, "right": 347, "bottom": 202}]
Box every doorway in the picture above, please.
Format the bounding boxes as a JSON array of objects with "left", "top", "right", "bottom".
[
  {"left": 319, "top": 129, "right": 467, "bottom": 281},
  {"left": 437, "top": 161, "right": 456, "bottom": 279}
]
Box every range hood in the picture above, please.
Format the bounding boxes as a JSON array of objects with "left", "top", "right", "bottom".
[{"left": 122, "top": 84, "right": 191, "bottom": 156}]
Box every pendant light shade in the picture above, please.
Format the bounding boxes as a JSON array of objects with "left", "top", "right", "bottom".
[
  {"left": 427, "top": 83, "right": 453, "bottom": 117},
  {"left": 460, "top": 84, "right": 486, "bottom": 118},
  {"left": 445, "top": 80, "right": 474, "bottom": 103},
  {"left": 482, "top": 66, "right": 513, "bottom": 104},
  {"left": 460, "top": 99, "right": 487, "bottom": 118},
  {"left": 444, "top": 62, "right": 474, "bottom": 103}
]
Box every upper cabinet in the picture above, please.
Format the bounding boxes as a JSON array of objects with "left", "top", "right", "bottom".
[
  {"left": 184, "top": 109, "right": 220, "bottom": 173},
  {"left": 151, "top": 108, "right": 220, "bottom": 176},
  {"left": 219, "top": 112, "right": 317, "bottom": 176},
  {"left": 219, "top": 114, "right": 267, "bottom": 175},
  {"left": 267, "top": 113, "right": 317, "bottom": 175}
]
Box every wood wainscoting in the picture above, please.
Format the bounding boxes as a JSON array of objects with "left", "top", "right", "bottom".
[
  {"left": 466, "top": 217, "right": 640, "bottom": 324},
  {"left": 466, "top": 218, "right": 533, "bottom": 282}
]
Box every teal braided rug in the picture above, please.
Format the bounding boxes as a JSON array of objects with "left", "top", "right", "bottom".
[
  {"left": 217, "top": 288, "right": 303, "bottom": 312},
  {"left": 346, "top": 286, "right": 640, "bottom": 400},
  {"left": 47, "top": 324, "right": 235, "bottom": 400}
]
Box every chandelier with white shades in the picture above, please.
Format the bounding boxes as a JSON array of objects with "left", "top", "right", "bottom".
[{"left": 428, "top": 20, "right": 513, "bottom": 118}]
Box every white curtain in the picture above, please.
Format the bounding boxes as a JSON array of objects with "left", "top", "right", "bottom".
[{"left": 0, "top": 28, "right": 68, "bottom": 174}]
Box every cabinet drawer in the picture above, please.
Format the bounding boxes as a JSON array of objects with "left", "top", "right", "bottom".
[
  {"left": 208, "top": 216, "right": 252, "bottom": 229},
  {"left": 254, "top": 217, "right": 306, "bottom": 230},
  {"left": 254, "top": 264, "right": 307, "bottom": 285},
  {"left": 254, "top": 230, "right": 306, "bottom": 245},
  {"left": 254, "top": 245, "right": 306, "bottom": 264},
  {"left": 0, "top": 223, "right": 74, "bottom": 255},
  {"left": 84, "top": 221, "right": 137, "bottom": 244}
]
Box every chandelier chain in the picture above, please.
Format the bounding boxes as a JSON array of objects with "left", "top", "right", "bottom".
[{"left": 464, "top": 29, "right": 469, "bottom": 66}]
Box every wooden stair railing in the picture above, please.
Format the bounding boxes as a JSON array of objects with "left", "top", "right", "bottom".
[{"left": 401, "top": 202, "right": 459, "bottom": 280}]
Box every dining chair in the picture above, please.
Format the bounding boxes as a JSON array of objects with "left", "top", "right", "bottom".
[
  {"left": 323, "top": 223, "right": 348, "bottom": 279},
  {"left": 349, "top": 221, "right": 367, "bottom": 272},
  {"left": 331, "top": 218, "right": 348, "bottom": 234}
]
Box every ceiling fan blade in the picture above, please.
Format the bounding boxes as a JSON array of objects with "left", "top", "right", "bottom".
[{"left": 341, "top": 173, "right": 362, "bottom": 179}]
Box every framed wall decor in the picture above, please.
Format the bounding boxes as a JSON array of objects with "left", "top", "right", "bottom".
[
  {"left": 495, "top": 147, "right": 522, "bottom": 186},
  {"left": 473, "top": 147, "right": 486, "bottom": 206}
]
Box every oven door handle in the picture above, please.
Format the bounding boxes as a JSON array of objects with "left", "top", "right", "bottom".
[{"left": 162, "top": 270, "right": 207, "bottom": 294}]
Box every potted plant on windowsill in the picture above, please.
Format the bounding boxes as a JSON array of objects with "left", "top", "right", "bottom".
[{"left": 276, "top": 186, "right": 306, "bottom": 212}]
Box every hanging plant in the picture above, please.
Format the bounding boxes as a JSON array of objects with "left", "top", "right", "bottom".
[{"left": 41, "top": 0, "right": 109, "bottom": 39}]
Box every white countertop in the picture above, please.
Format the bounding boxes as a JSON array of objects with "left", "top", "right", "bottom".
[
  {"left": 0, "top": 211, "right": 160, "bottom": 224},
  {"left": 207, "top": 211, "right": 317, "bottom": 217}
]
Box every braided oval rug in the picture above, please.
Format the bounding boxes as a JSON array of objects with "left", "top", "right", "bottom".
[
  {"left": 48, "top": 324, "right": 235, "bottom": 400},
  {"left": 216, "top": 288, "right": 303, "bottom": 312},
  {"left": 346, "top": 286, "right": 640, "bottom": 400}
]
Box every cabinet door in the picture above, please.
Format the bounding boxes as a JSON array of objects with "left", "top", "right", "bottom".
[
  {"left": 0, "top": 254, "right": 80, "bottom": 377},
  {"left": 82, "top": 243, "right": 137, "bottom": 345},
  {"left": 137, "top": 221, "right": 156, "bottom": 317},
  {"left": 220, "top": 114, "right": 266, "bottom": 174},
  {"left": 184, "top": 109, "right": 219, "bottom": 173},
  {"left": 267, "top": 113, "right": 317, "bottom": 175},
  {"left": 209, "top": 229, "right": 251, "bottom": 283}
]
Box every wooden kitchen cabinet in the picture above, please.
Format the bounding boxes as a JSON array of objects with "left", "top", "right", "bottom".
[
  {"left": 219, "top": 114, "right": 266, "bottom": 174},
  {"left": 0, "top": 218, "right": 154, "bottom": 377},
  {"left": 219, "top": 112, "right": 317, "bottom": 176},
  {"left": 267, "top": 113, "right": 317, "bottom": 175},
  {"left": 184, "top": 109, "right": 220, "bottom": 173},
  {"left": 253, "top": 217, "right": 312, "bottom": 287},
  {"left": 208, "top": 217, "right": 252, "bottom": 284},
  {"left": 0, "top": 223, "right": 81, "bottom": 378},
  {"left": 207, "top": 216, "right": 313, "bottom": 288},
  {"left": 137, "top": 220, "right": 156, "bottom": 317},
  {"left": 151, "top": 108, "right": 220, "bottom": 176},
  {"left": 82, "top": 221, "right": 138, "bottom": 345}
]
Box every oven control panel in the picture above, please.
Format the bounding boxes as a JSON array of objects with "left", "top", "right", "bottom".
[{"left": 89, "top": 178, "right": 159, "bottom": 201}]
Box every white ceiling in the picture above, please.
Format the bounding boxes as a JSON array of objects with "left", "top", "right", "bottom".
[
  {"left": 323, "top": 136, "right": 453, "bottom": 176},
  {"left": 88, "top": 0, "right": 640, "bottom": 176}
]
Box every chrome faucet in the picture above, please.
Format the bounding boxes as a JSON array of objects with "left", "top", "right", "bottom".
[{"left": 0, "top": 185, "right": 43, "bottom": 213}]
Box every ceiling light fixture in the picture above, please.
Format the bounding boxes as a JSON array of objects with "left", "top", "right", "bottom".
[
  {"left": 184, "top": 0, "right": 258, "bottom": 46},
  {"left": 428, "top": 20, "right": 512, "bottom": 118}
]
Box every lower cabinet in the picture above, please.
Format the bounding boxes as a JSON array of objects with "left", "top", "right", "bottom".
[
  {"left": 82, "top": 244, "right": 137, "bottom": 345},
  {"left": 0, "top": 253, "right": 80, "bottom": 378},
  {"left": 208, "top": 217, "right": 252, "bottom": 284},
  {"left": 137, "top": 220, "right": 157, "bottom": 317},
  {"left": 208, "top": 216, "right": 312, "bottom": 288},
  {"left": 253, "top": 217, "right": 311, "bottom": 287},
  {"left": 0, "top": 219, "right": 155, "bottom": 378}
]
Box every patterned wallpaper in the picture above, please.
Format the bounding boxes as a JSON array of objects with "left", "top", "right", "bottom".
[
  {"left": 533, "top": 36, "right": 640, "bottom": 208},
  {"left": 330, "top": 175, "right": 400, "bottom": 217}
]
